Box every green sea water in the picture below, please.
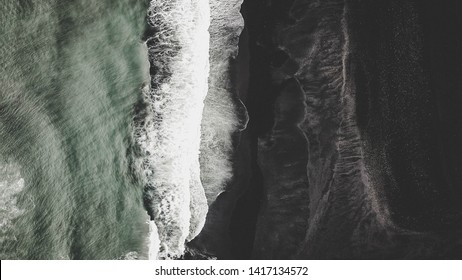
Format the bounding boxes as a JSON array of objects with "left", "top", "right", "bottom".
[{"left": 0, "top": 0, "right": 150, "bottom": 259}]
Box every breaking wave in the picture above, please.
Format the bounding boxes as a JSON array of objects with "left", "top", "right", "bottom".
[
  {"left": 134, "top": 0, "right": 246, "bottom": 259},
  {"left": 134, "top": 0, "right": 210, "bottom": 259}
]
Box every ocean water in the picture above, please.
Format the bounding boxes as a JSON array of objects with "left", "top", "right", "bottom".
[
  {"left": 0, "top": 0, "right": 150, "bottom": 259},
  {"left": 1, "top": 0, "right": 245, "bottom": 260}
]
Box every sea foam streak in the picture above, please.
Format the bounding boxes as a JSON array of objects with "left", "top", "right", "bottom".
[{"left": 135, "top": 0, "right": 210, "bottom": 259}]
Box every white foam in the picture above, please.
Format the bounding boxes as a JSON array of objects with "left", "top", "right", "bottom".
[
  {"left": 200, "top": 0, "right": 245, "bottom": 204},
  {"left": 136, "top": 0, "right": 210, "bottom": 259},
  {"left": 136, "top": 0, "right": 246, "bottom": 259},
  {"left": 147, "top": 220, "right": 160, "bottom": 260},
  {"left": 0, "top": 161, "right": 25, "bottom": 242}
]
